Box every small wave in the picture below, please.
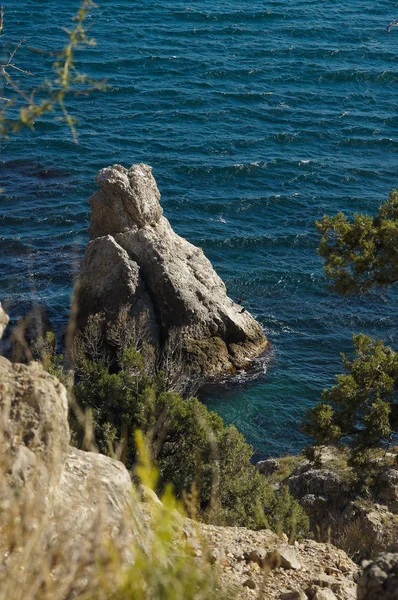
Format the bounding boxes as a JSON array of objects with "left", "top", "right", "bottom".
[
  {"left": 338, "top": 137, "right": 398, "bottom": 148},
  {"left": 176, "top": 161, "right": 267, "bottom": 177},
  {"left": 320, "top": 69, "right": 398, "bottom": 84},
  {"left": 171, "top": 9, "right": 286, "bottom": 24},
  {"left": 200, "top": 343, "right": 273, "bottom": 394},
  {"left": 272, "top": 132, "right": 298, "bottom": 144}
]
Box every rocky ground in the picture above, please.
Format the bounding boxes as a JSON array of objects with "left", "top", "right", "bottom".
[
  {"left": 0, "top": 345, "right": 358, "bottom": 600},
  {"left": 190, "top": 522, "right": 358, "bottom": 600},
  {"left": 256, "top": 447, "right": 398, "bottom": 565}
]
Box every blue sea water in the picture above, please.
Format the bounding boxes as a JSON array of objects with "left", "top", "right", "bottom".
[{"left": 1, "top": 0, "right": 398, "bottom": 457}]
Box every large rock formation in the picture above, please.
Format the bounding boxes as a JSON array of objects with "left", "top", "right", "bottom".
[
  {"left": 0, "top": 312, "right": 140, "bottom": 596},
  {"left": 0, "top": 357, "right": 149, "bottom": 597},
  {"left": 76, "top": 164, "right": 268, "bottom": 376},
  {"left": 0, "top": 356, "right": 137, "bottom": 537},
  {"left": 0, "top": 357, "right": 70, "bottom": 500}
]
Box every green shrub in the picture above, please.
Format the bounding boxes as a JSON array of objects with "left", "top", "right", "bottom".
[{"left": 72, "top": 339, "right": 308, "bottom": 537}]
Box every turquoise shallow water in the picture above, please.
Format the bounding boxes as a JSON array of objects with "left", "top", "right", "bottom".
[{"left": 1, "top": 0, "right": 398, "bottom": 457}]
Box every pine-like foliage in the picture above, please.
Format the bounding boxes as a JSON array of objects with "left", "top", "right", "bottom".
[
  {"left": 303, "top": 334, "right": 398, "bottom": 456},
  {"left": 316, "top": 189, "right": 398, "bottom": 294}
]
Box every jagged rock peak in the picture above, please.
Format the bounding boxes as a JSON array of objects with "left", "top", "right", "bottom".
[
  {"left": 77, "top": 163, "right": 269, "bottom": 378},
  {"left": 89, "top": 163, "right": 163, "bottom": 238}
]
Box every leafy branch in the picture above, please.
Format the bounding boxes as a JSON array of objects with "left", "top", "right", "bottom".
[{"left": 0, "top": 0, "right": 105, "bottom": 142}]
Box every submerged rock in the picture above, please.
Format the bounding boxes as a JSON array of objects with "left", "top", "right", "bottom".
[{"left": 76, "top": 163, "right": 268, "bottom": 377}]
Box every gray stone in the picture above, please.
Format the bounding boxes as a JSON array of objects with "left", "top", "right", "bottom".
[
  {"left": 255, "top": 458, "right": 280, "bottom": 476},
  {"left": 266, "top": 545, "right": 302, "bottom": 570},
  {"left": 0, "top": 354, "right": 140, "bottom": 547},
  {"left": 243, "top": 578, "right": 256, "bottom": 589},
  {"left": 280, "top": 591, "right": 308, "bottom": 600},
  {"left": 0, "top": 357, "right": 69, "bottom": 499},
  {"left": 313, "top": 589, "right": 337, "bottom": 600},
  {"left": 76, "top": 234, "right": 158, "bottom": 346},
  {"left": 55, "top": 447, "right": 135, "bottom": 539},
  {"left": 90, "top": 163, "right": 162, "bottom": 237},
  {"left": 288, "top": 469, "right": 341, "bottom": 499}
]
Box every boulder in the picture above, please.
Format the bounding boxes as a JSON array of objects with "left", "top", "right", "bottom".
[
  {"left": 0, "top": 352, "right": 139, "bottom": 547},
  {"left": 357, "top": 551, "right": 398, "bottom": 600},
  {"left": 0, "top": 356, "right": 69, "bottom": 499},
  {"left": 287, "top": 469, "right": 341, "bottom": 499},
  {"left": 266, "top": 545, "right": 302, "bottom": 570},
  {"left": 55, "top": 447, "right": 136, "bottom": 539},
  {"left": 285, "top": 463, "right": 398, "bottom": 561},
  {"left": 375, "top": 468, "right": 398, "bottom": 503},
  {"left": 75, "top": 164, "right": 268, "bottom": 377},
  {"left": 255, "top": 458, "right": 280, "bottom": 476},
  {"left": 0, "top": 351, "right": 145, "bottom": 597},
  {"left": 285, "top": 467, "right": 348, "bottom": 537}
]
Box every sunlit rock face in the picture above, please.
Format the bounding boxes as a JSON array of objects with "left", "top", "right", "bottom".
[{"left": 76, "top": 163, "right": 268, "bottom": 377}]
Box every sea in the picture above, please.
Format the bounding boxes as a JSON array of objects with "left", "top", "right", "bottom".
[{"left": 1, "top": 0, "right": 398, "bottom": 458}]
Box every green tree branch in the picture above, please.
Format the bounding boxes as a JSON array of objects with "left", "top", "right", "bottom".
[
  {"left": 316, "top": 189, "right": 398, "bottom": 294},
  {"left": 0, "top": 0, "right": 105, "bottom": 142}
]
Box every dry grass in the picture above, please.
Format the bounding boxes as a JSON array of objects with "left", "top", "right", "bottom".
[
  {"left": 267, "top": 454, "right": 306, "bottom": 484},
  {"left": 0, "top": 424, "right": 231, "bottom": 600},
  {"left": 335, "top": 514, "right": 398, "bottom": 563}
]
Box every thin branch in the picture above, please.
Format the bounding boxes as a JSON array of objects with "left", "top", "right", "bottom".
[
  {"left": 8, "top": 37, "right": 24, "bottom": 63},
  {"left": 2, "top": 69, "right": 31, "bottom": 103},
  {"left": 7, "top": 63, "right": 34, "bottom": 76},
  {"left": 0, "top": 0, "right": 104, "bottom": 141}
]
